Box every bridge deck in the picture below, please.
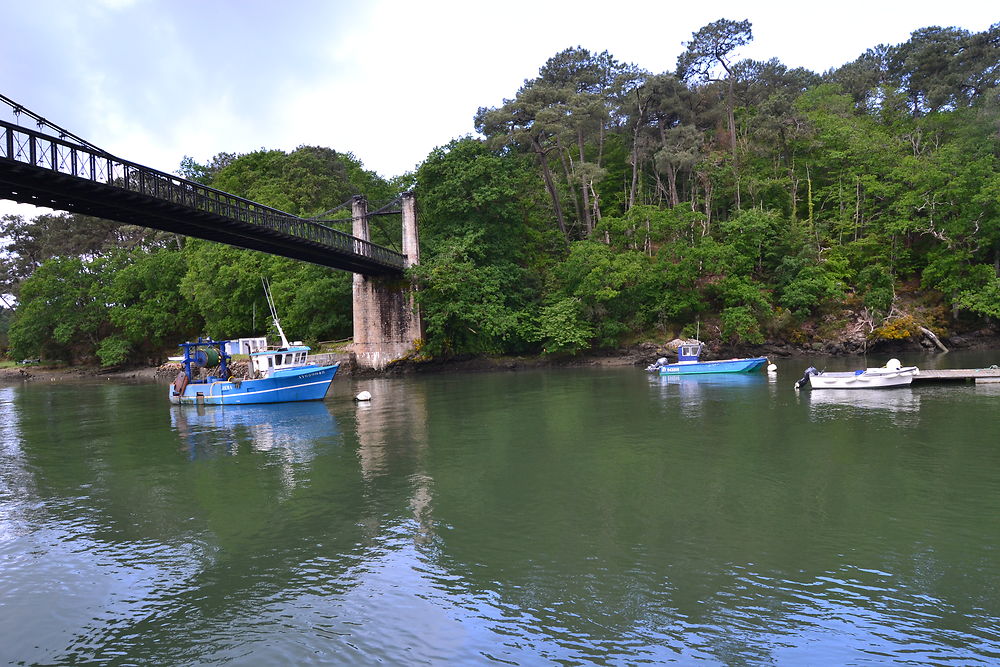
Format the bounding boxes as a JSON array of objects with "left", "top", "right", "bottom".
[{"left": 0, "top": 119, "right": 405, "bottom": 275}]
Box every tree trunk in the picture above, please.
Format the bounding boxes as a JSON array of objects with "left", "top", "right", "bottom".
[
  {"left": 653, "top": 170, "right": 667, "bottom": 205},
  {"left": 727, "top": 76, "right": 741, "bottom": 211},
  {"left": 530, "top": 135, "right": 567, "bottom": 238},
  {"left": 698, "top": 171, "right": 713, "bottom": 235},
  {"left": 589, "top": 180, "right": 601, "bottom": 228},
  {"left": 666, "top": 163, "right": 679, "bottom": 207},
  {"left": 556, "top": 138, "right": 583, "bottom": 235},
  {"left": 629, "top": 113, "right": 642, "bottom": 210},
  {"left": 919, "top": 326, "right": 949, "bottom": 352},
  {"left": 789, "top": 167, "right": 798, "bottom": 225},
  {"left": 578, "top": 129, "right": 593, "bottom": 237}
]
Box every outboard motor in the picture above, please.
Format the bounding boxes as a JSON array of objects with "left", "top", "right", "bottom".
[
  {"left": 646, "top": 357, "right": 669, "bottom": 373},
  {"left": 795, "top": 366, "right": 819, "bottom": 389}
]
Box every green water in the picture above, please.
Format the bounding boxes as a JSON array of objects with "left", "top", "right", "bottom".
[{"left": 2, "top": 352, "right": 1000, "bottom": 665}]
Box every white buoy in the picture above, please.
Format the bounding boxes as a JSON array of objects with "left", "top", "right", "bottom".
[
  {"left": 886, "top": 358, "right": 901, "bottom": 370},
  {"left": 767, "top": 363, "right": 777, "bottom": 373},
  {"left": 355, "top": 390, "right": 372, "bottom": 402}
]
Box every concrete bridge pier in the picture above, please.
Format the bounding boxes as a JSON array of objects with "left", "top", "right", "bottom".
[{"left": 351, "top": 192, "right": 423, "bottom": 369}]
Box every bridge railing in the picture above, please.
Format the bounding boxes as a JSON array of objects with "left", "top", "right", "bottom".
[{"left": 0, "top": 119, "right": 406, "bottom": 271}]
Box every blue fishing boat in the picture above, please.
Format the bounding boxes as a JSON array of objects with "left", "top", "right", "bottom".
[
  {"left": 169, "top": 282, "right": 340, "bottom": 405},
  {"left": 168, "top": 339, "right": 339, "bottom": 405},
  {"left": 646, "top": 342, "right": 769, "bottom": 376}
]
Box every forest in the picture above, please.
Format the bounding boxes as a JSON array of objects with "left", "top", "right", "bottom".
[{"left": 2, "top": 19, "right": 999, "bottom": 366}]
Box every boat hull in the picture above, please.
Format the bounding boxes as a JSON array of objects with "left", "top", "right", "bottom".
[
  {"left": 169, "top": 364, "right": 339, "bottom": 405},
  {"left": 808, "top": 366, "right": 917, "bottom": 389},
  {"left": 658, "top": 357, "right": 768, "bottom": 375}
]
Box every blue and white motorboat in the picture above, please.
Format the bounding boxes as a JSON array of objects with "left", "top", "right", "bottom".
[
  {"left": 646, "top": 342, "right": 769, "bottom": 376},
  {"left": 169, "top": 283, "right": 339, "bottom": 405}
]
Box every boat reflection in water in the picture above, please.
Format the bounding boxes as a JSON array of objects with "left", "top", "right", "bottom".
[
  {"left": 650, "top": 372, "right": 766, "bottom": 390},
  {"left": 649, "top": 372, "right": 768, "bottom": 417},
  {"left": 805, "top": 387, "right": 921, "bottom": 425},
  {"left": 170, "top": 400, "right": 341, "bottom": 461}
]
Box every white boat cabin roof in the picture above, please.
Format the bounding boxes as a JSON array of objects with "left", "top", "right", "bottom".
[
  {"left": 249, "top": 344, "right": 310, "bottom": 356},
  {"left": 249, "top": 344, "right": 312, "bottom": 373}
]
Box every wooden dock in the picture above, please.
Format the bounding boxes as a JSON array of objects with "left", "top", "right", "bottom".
[{"left": 912, "top": 367, "right": 1000, "bottom": 384}]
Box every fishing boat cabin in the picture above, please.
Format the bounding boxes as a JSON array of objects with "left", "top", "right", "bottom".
[
  {"left": 249, "top": 343, "right": 313, "bottom": 377},
  {"left": 676, "top": 343, "right": 703, "bottom": 363}
]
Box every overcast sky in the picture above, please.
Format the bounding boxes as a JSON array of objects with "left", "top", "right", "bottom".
[{"left": 1, "top": 0, "right": 996, "bottom": 218}]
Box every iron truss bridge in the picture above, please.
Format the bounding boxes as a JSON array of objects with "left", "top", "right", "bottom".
[{"left": 0, "top": 119, "right": 405, "bottom": 275}]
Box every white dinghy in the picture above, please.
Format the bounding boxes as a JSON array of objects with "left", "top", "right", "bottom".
[{"left": 795, "top": 358, "right": 919, "bottom": 390}]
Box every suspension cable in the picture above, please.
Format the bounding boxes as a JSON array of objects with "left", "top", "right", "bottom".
[
  {"left": 0, "top": 93, "right": 119, "bottom": 158},
  {"left": 308, "top": 198, "right": 353, "bottom": 220}
]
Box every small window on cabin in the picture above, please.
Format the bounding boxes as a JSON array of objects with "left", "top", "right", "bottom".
[
  {"left": 297, "top": 353, "right": 305, "bottom": 363},
  {"left": 268, "top": 357, "right": 274, "bottom": 368}
]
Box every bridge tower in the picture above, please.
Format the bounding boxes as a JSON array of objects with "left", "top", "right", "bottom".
[{"left": 351, "top": 192, "right": 423, "bottom": 369}]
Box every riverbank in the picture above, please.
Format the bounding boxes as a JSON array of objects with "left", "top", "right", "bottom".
[
  {"left": 0, "top": 364, "right": 162, "bottom": 383},
  {"left": 371, "top": 321, "right": 1000, "bottom": 376},
  {"left": 6, "top": 323, "right": 996, "bottom": 384}
]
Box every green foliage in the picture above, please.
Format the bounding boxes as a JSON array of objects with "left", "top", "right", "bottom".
[
  {"left": 595, "top": 205, "right": 700, "bottom": 251},
  {"left": 857, "top": 265, "right": 895, "bottom": 318},
  {"left": 711, "top": 275, "right": 771, "bottom": 311},
  {"left": 9, "top": 23, "right": 1000, "bottom": 364},
  {"left": 1, "top": 212, "right": 171, "bottom": 296},
  {"left": 207, "top": 145, "right": 391, "bottom": 219},
  {"left": 178, "top": 241, "right": 274, "bottom": 338},
  {"left": 957, "top": 270, "right": 1000, "bottom": 319},
  {"left": 720, "top": 306, "right": 763, "bottom": 344},
  {"left": 410, "top": 233, "right": 530, "bottom": 356},
  {"left": 107, "top": 249, "right": 202, "bottom": 356},
  {"left": 677, "top": 18, "right": 753, "bottom": 82},
  {"left": 777, "top": 259, "right": 846, "bottom": 317},
  {"left": 475, "top": 46, "right": 643, "bottom": 240},
  {"left": 417, "top": 137, "right": 539, "bottom": 265},
  {"left": 96, "top": 335, "right": 131, "bottom": 367},
  {"left": 177, "top": 241, "right": 352, "bottom": 344},
  {"left": 8, "top": 257, "right": 106, "bottom": 362},
  {"left": 0, "top": 307, "right": 9, "bottom": 354},
  {"left": 268, "top": 264, "right": 353, "bottom": 342},
  {"left": 179, "top": 152, "right": 236, "bottom": 185},
  {"left": 719, "top": 209, "right": 784, "bottom": 275},
  {"left": 533, "top": 297, "right": 594, "bottom": 355}
]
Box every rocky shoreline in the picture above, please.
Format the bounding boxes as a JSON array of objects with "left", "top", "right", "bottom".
[
  {"left": 368, "top": 324, "right": 1000, "bottom": 376},
  {"left": 3, "top": 326, "right": 998, "bottom": 383}
]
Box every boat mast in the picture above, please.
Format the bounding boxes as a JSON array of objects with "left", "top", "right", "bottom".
[{"left": 262, "top": 277, "right": 291, "bottom": 348}]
